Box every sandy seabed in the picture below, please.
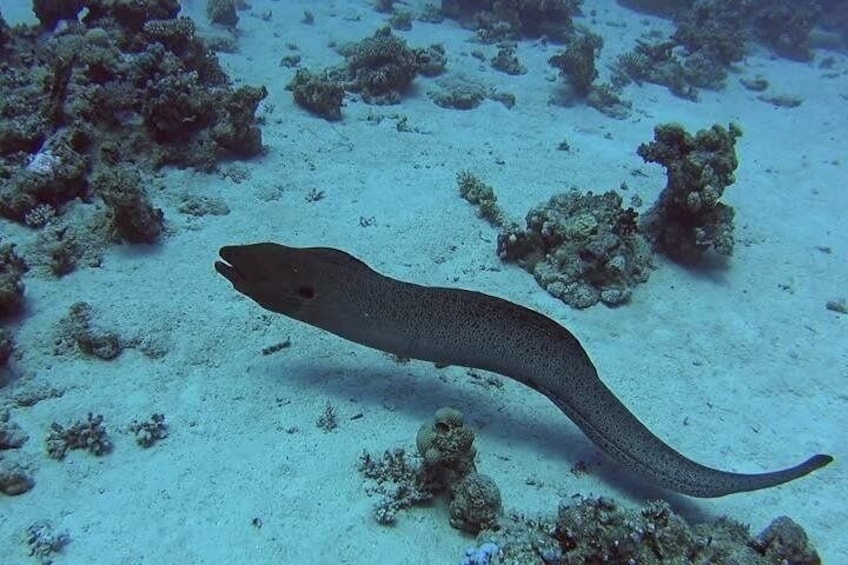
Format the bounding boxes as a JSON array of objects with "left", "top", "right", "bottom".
[{"left": 1, "top": 1, "right": 845, "bottom": 563}]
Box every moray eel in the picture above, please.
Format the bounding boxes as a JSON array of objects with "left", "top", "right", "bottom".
[{"left": 215, "top": 243, "right": 832, "bottom": 497}]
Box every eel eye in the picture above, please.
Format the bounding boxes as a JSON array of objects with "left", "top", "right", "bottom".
[{"left": 297, "top": 285, "right": 316, "bottom": 299}]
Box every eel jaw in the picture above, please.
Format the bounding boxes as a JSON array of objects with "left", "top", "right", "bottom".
[
  {"left": 214, "top": 260, "right": 237, "bottom": 284},
  {"left": 214, "top": 246, "right": 249, "bottom": 288}
]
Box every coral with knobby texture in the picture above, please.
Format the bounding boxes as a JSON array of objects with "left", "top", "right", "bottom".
[
  {"left": 491, "top": 45, "right": 527, "bottom": 75},
  {"left": 288, "top": 30, "right": 442, "bottom": 116},
  {"left": 0, "top": 131, "right": 89, "bottom": 224},
  {"left": 749, "top": 516, "right": 821, "bottom": 564},
  {"left": 548, "top": 31, "right": 603, "bottom": 96},
  {"left": 143, "top": 71, "right": 218, "bottom": 144},
  {"left": 0, "top": 243, "right": 27, "bottom": 318},
  {"left": 413, "top": 44, "right": 447, "bottom": 77},
  {"left": 416, "top": 407, "right": 477, "bottom": 487},
  {"left": 0, "top": 409, "right": 29, "bottom": 449},
  {"left": 0, "top": 327, "right": 13, "bottom": 369},
  {"left": 614, "top": 0, "right": 755, "bottom": 98},
  {"left": 207, "top": 0, "right": 239, "bottom": 27},
  {"left": 1, "top": 0, "right": 260, "bottom": 183},
  {"left": 336, "top": 27, "right": 420, "bottom": 105},
  {"left": 457, "top": 171, "right": 505, "bottom": 227},
  {"left": 287, "top": 69, "right": 345, "bottom": 121},
  {"left": 616, "top": 0, "right": 822, "bottom": 99},
  {"left": 0, "top": 13, "right": 8, "bottom": 48},
  {"left": 469, "top": 496, "right": 822, "bottom": 564},
  {"left": 0, "top": 243, "right": 25, "bottom": 372},
  {"left": 359, "top": 407, "right": 502, "bottom": 530},
  {"left": 611, "top": 39, "right": 700, "bottom": 101},
  {"left": 0, "top": 457, "right": 35, "bottom": 495},
  {"left": 585, "top": 83, "right": 632, "bottom": 120},
  {"left": 32, "top": 0, "right": 85, "bottom": 30},
  {"left": 416, "top": 408, "right": 503, "bottom": 533},
  {"left": 441, "top": 0, "right": 580, "bottom": 42},
  {"left": 142, "top": 16, "right": 199, "bottom": 53},
  {"left": 92, "top": 165, "right": 164, "bottom": 244},
  {"left": 498, "top": 189, "right": 653, "bottom": 309},
  {"left": 449, "top": 472, "right": 502, "bottom": 533},
  {"left": 637, "top": 122, "right": 742, "bottom": 262},
  {"left": 428, "top": 74, "right": 490, "bottom": 111},
  {"left": 459, "top": 173, "right": 650, "bottom": 308},
  {"left": 673, "top": 0, "right": 748, "bottom": 66},
  {"left": 671, "top": 0, "right": 749, "bottom": 90},
  {"left": 555, "top": 498, "right": 697, "bottom": 562},
  {"left": 211, "top": 85, "right": 267, "bottom": 158},
  {"left": 548, "top": 31, "right": 631, "bottom": 117},
  {"left": 83, "top": 0, "right": 182, "bottom": 32},
  {"left": 747, "top": 0, "right": 821, "bottom": 61},
  {"left": 0, "top": 410, "right": 31, "bottom": 494}
]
